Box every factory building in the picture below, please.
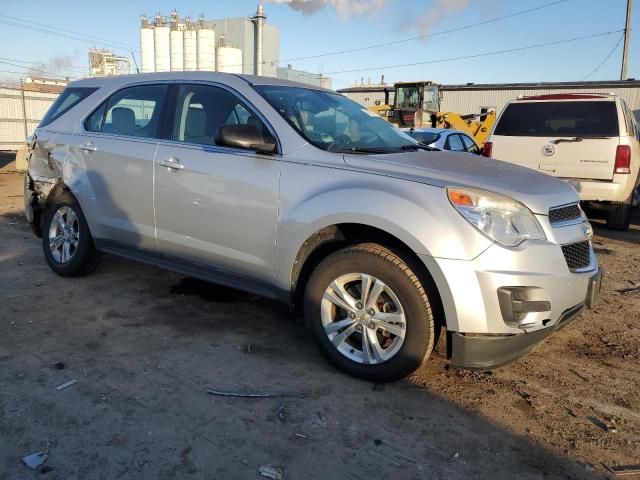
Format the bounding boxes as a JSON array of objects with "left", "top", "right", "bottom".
[
  {"left": 277, "top": 65, "right": 332, "bottom": 89},
  {"left": 139, "top": 5, "right": 278, "bottom": 77}
]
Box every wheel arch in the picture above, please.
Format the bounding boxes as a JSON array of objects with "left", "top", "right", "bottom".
[{"left": 289, "top": 222, "right": 446, "bottom": 335}]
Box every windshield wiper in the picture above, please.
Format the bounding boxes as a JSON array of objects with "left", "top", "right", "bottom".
[
  {"left": 399, "top": 143, "right": 438, "bottom": 152},
  {"left": 552, "top": 136, "right": 610, "bottom": 144},
  {"left": 329, "top": 146, "right": 394, "bottom": 154}
]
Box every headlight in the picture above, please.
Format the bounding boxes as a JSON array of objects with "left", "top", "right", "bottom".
[{"left": 447, "top": 187, "right": 546, "bottom": 247}]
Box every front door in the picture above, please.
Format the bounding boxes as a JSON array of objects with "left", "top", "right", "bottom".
[{"left": 154, "top": 83, "right": 281, "bottom": 283}]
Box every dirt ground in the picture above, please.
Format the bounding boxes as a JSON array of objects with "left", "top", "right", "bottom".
[{"left": 1, "top": 152, "right": 639, "bottom": 479}]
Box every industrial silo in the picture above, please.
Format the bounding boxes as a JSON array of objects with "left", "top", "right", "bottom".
[
  {"left": 196, "top": 17, "right": 215, "bottom": 71},
  {"left": 169, "top": 11, "right": 184, "bottom": 71},
  {"left": 140, "top": 15, "right": 155, "bottom": 73},
  {"left": 153, "top": 13, "right": 171, "bottom": 72},
  {"left": 216, "top": 38, "right": 243, "bottom": 74},
  {"left": 183, "top": 20, "right": 198, "bottom": 71}
]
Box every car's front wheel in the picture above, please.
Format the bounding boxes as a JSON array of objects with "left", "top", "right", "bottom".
[
  {"left": 304, "top": 243, "right": 435, "bottom": 382},
  {"left": 42, "top": 191, "right": 100, "bottom": 277}
]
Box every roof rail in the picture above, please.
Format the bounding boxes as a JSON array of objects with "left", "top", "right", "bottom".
[{"left": 517, "top": 93, "right": 614, "bottom": 101}]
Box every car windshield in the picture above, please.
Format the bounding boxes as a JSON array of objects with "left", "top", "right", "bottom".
[
  {"left": 255, "top": 85, "right": 420, "bottom": 153},
  {"left": 407, "top": 131, "right": 440, "bottom": 145}
]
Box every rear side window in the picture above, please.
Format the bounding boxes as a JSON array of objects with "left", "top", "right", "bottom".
[
  {"left": 494, "top": 101, "right": 619, "bottom": 137},
  {"left": 460, "top": 134, "right": 480, "bottom": 154},
  {"left": 39, "top": 87, "right": 97, "bottom": 127},
  {"left": 85, "top": 84, "right": 168, "bottom": 138}
]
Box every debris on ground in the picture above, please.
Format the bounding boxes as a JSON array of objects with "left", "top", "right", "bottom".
[
  {"left": 53, "top": 362, "right": 65, "bottom": 370},
  {"left": 616, "top": 285, "right": 640, "bottom": 295},
  {"left": 206, "top": 389, "right": 304, "bottom": 399},
  {"left": 274, "top": 403, "right": 286, "bottom": 422},
  {"left": 259, "top": 465, "right": 283, "bottom": 479},
  {"left": 569, "top": 369, "right": 590, "bottom": 382},
  {"left": 587, "top": 416, "right": 617, "bottom": 433},
  {"left": 55, "top": 379, "right": 78, "bottom": 391},
  {"left": 604, "top": 464, "right": 640, "bottom": 477},
  {"left": 21, "top": 451, "right": 48, "bottom": 469}
]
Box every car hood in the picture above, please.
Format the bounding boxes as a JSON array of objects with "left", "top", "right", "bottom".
[{"left": 343, "top": 150, "right": 578, "bottom": 214}]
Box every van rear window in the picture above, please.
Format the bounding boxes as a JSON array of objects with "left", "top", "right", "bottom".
[
  {"left": 39, "top": 87, "right": 97, "bottom": 127},
  {"left": 494, "top": 101, "right": 619, "bottom": 137}
]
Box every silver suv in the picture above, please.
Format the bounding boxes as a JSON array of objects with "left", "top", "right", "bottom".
[{"left": 25, "top": 73, "right": 601, "bottom": 381}]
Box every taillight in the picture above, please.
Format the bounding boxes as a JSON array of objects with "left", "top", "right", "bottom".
[
  {"left": 482, "top": 141, "right": 493, "bottom": 158},
  {"left": 614, "top": 145, "right": 631, "bottom": 174}
]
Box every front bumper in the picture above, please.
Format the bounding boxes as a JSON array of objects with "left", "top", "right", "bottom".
[
  {"left": 447, "top": 268, "right": 601, "bottom": 370},
  {"left": 419, "top": 222, "right": 601, "bottom": 369}
]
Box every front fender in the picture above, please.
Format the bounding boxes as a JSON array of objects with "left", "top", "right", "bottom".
[{"left": 274, "top": 165, "right": 493, "bottom": 292}]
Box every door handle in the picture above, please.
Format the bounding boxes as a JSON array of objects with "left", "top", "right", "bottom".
[
  {"left": 78, "top": 142, "right": 97, "bottom": 152},
  {"left": 159, "top": 157, "right": 184, "bottom": 170}
]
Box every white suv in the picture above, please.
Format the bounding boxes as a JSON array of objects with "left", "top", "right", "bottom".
[{"left": 484, "top": 93, "right": 640, "bottom": 230}]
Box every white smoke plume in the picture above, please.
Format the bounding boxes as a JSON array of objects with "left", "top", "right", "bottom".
[
  {"left": 412, "top": 0, "right": 470, "bottom": 37},
  {"left": 267, "top": 0, "right": 389, "bottom": 18}
]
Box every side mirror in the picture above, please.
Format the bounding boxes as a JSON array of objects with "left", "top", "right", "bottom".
[{"left": 215, "top": 124, "right": 277, "bottom": 155}]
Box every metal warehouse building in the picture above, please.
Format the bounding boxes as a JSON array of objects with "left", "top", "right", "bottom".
[
  {"left": 336, "top": 84, "right": 395, "bottom": 109},
  {"left": 440, "top": 80, "right": 640, "bottom": 119},
  {"left": 338, "top": 80, "right": 640, "bottom": 120}
]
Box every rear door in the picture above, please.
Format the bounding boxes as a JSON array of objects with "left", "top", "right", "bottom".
[
  {"left": 491, "top": 100, "right": 620, "bottom": 180},
  {"left": 68, "top": 83, "right": 169, "bottom": 250}
]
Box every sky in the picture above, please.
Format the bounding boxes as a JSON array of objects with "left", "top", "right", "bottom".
[{"left": 0, "top": 0, "right": 637, "bottom": 90}]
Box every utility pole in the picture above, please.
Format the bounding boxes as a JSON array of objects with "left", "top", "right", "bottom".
[{"left": 621, "top": 0, "right": 633, "bottom": 80}]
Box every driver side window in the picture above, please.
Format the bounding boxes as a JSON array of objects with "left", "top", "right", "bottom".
[{"left": 172, "top": 84, "right": 270, "bottom": 148}]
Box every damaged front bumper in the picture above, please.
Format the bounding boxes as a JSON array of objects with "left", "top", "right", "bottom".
[{"left": 449, "top": 269, "right": 602, "bottom": 370}]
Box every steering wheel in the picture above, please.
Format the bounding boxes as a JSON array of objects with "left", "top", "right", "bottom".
[{"left": 334, "top": 135, "right": 352, "bottom": 146}]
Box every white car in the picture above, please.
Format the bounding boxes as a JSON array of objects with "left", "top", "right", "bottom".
[
  {"left": 402, "top": 127, "right": 481, "bottom": 154},
  {"left": 484, "top": 93, "right": 640, "bottom": 230}
]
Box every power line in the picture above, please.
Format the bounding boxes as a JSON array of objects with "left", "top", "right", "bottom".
[
  {"left": 0, "top": 14, "right": 139, "bottom": 50},
  {"left": 0, "top": 59, "right": 76, "bottom": 79},
  {"left": 0, "top": 57, "right": 87, "bottom": 72},
  {"left": 276, "top": 0, "right": 570, "bottom": 65},
  {"left": 0, "top": 17, "right": 139, "bottom": 52},
  {"left": 581, "top": 34, "right": 625, "bottom": 80},
  {"left": 322, "top": 30, "right": 624, "bottom": 75}
]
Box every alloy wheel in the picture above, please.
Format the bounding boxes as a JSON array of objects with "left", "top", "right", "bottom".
[
  {"left": 320, "top": 273, "right": 407, "bottom": 364},
  {"left": 48, "top": 206, "right": 80, "bottom": 263}
]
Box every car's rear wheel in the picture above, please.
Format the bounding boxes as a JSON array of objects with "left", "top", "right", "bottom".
[
  {"left": 304, "top": 243, "right": 435, "bottom": 382},
  {"left": 42, "top": 191, "right": 100, "bottom": 277},
  {"left": 631, "top": 184, "right": 640, "bottom": 209},
  {"left": 607, "top": 197, "right": 632, "bottom": 231}
]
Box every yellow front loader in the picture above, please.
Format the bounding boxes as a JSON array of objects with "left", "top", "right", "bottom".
[{"left": 433, "top": 110, "right": 496, "bottom": 147}]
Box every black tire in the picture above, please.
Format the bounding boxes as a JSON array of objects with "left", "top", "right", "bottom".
[
  {"left": 606, "top": 200, "right": 631, "bottom": 231},
  {"left": 41, "top": 191, "right": 100, "bottom": 277},
  {"left": 632, "top": 184, "right": 640, "bottom": 209},
  {"left": 304, "top": 243, "right": 435, "bottom": 382}
]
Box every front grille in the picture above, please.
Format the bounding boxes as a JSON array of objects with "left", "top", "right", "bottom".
[
  {"left": 561, "top": 241, "right": 591, "bottom": 271},
  {"left": 549, "top": 204, "right": 581, "bottom": 225}
]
